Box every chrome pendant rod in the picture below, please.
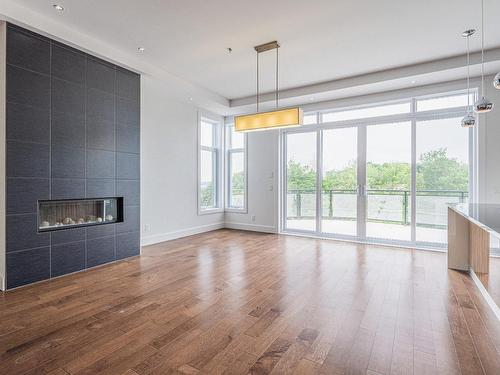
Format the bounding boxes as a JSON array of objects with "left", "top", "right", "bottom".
[
  {"left": 481, "top": 0, "right": 485, "bottom": 97},
  {"left": 467, "top": 33, "right": 471, "bottom": 108},
  {"left": 256, "top": 52, "right": 259, "bottom": 112},
  {"left": 276, "top": 46, "right": 279, "bottom": 109}
]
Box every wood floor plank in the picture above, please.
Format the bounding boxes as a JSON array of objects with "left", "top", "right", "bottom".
[{"left": 0, "top": 229, "right": 499, "bottom": 374}]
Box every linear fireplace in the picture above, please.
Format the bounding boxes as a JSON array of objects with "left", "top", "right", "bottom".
[{"left": 38, "top": 198, "right": 124, "bottom": 232}]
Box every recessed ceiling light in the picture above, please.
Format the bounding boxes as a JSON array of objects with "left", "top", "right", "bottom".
[
  {"left": 53, "top": 4, "right": 64, "bottom": 11},
  {"left": 189, "top": 97, "right": 193, "bottom": 101},
  {"left": 411, "top": 80, "right": 417, "bottom": 84},
  {"left": 138, "top": 47, "right": 145, "bottom": 52}
]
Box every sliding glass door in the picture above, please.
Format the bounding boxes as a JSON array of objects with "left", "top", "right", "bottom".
[
  {"left": 285, "top": 131, "right": 317, "bottom": 232},
  {"left": 321, "top": 127, "right": 358, "bottom": 236},
  {"left": 416, "top": 117, "right": 469, "bottom": 244},
  {"left": 282, "top": 93, "right": 473, "bottom": 249},
  {"left": 365, "top": 122, "right": 412, "bottom": 242}
]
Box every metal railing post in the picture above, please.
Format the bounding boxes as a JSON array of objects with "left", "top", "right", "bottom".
[
  {"left": 296, "top": 191, "right": 301, "bottom": 218},
  {"left": 403, "top": 190, "right": 409, "bottom": 225},
  {"left": 329, "top": 190, "right": 333, "bottom": 218}
]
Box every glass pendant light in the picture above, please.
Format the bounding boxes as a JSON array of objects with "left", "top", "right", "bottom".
[
  {"left": 474, "top": 0, "right": 494, "bottom": 113},
  {"left": 462, "top": 29, "right": 476, "bottom": 127},
  {"left": 494, "top": 72, "right": 500, "bottom": 90}
]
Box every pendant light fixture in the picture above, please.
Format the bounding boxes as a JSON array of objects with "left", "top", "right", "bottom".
[
  {"left": 474, "top": 0, "right": 494, "bottom": 113},
  {"left": 235, "top": 41, "right": 303, "bottom": 132},
  {"left": 461, "top": 29, "right": 476, "bottom": 127},
  {"left": 494, "top": 72, "right": 500, "bottom": 90}
]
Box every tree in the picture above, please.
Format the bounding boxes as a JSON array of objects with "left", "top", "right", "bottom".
[
  {"left": 288, "top": 148, "right": 467, "bottom": 192},
  {"left": 322, "top": 160, "right": 357, "bottom": 190},
  {"left": 287, "top": 160, "right": 316, "bottom": 190},
  {"left": 417, "top": 148, "right": 468, "bottom": 191},
  {"left": 367, "top": 162, "right": 411, "bottom": 190}
]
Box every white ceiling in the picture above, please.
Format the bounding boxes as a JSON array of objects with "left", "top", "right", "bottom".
[{"left": 7, "top": 0, "right": 500, "bottom": 101}]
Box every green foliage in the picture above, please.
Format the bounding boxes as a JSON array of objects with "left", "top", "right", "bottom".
[
  {"left": 416, "top": 148, "right": 468, "bottom": 191},
  {"left": 200, "top": 183, "right": 214, "bottom": 208},
  {"left": 367, "top": 162, "right": 411, "bottom": 190},
  {"left": 287, "top": 148, "right": 468, "bottom": 192},
  {"left": 287, "top": 161, "right": 316, "bottom": 190},
  {"left": 231, "top": 171, "right": 245, "bottom": 191}
]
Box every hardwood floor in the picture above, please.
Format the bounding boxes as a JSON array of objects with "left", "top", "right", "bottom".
[
  {"left": 1, "top": 229, "right": 500, "bottom": 374},
  {"left": 476, "top": 257, "right": 500, "bottom": 310}
]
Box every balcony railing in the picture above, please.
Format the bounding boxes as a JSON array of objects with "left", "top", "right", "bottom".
[{"left": 287, "top": 189, "right": 468, "bottom": 229}]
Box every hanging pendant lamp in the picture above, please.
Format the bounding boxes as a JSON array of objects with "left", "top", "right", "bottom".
[
  {"left": 461, "top": 29, "right": 476, "bottom": 127},
  {"left": 494, "top": 72, "right": 500, "bottom": 90},
  {"left": 474, "top": 0, "right": 494, "bottom": 113},
  {"left": 235, "top": 41, "right": 303, "bottom": 132}
]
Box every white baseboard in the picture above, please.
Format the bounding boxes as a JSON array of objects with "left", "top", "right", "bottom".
[
  {"left": 224, "top": 222, "right": 277, "bottom": 234},
  {"left": 140, "top": 222, "right": 225, "bottom": 246}
]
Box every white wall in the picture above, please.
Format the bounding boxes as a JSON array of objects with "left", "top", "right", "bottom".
[
  {"left": 225, "top": 130, "right": 279, "bottom": 233},
  {"left": 140, "top": 75, "right": 224, "bottom": 246},
  {"left": 479, "top": 75, "right": 500, "bottom": 203}
]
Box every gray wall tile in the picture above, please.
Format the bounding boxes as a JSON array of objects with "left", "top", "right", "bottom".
[
  {"left": 117, "top": 179, "right": 140, "bottom": 206},
  {"left": 7, "top": 178, "right": 49, "bottom": 214},
  {"left": 87, "top": 58, "right": 115, "bottom": 94},
  {"left": 51, "top": 146, "right": 85, "bottom": 179},
  {"left": 87, "top": 236, "right": 116, "bottom": 267},
  {"left": 51, "top": 178, "right": 86, "bottom": 199},
  {"left": 87, "top": 117, "right": 115, "bottom": 151},
  {"left": 5, "top": 24, "right": 140, "bottom": 288},
  {"left": 7, "top": 65, "right": 49, "bottom": 109},
  {"left": 87, "top": 89, "right": 114, "bottom": 122},
  {"left": 51, "top": 112, "right": 85, "bottom": 149},
  {"left": 51, "top": 78, "right": 85, "bottom": 117},
  {"left": 87, "top": 150, "right": 115, "bottom": 178},
  {"left": 86, "top": 223, "right": 115, "bottom": 240},
  {"left": 51, "top": 227, "right": 86, "bottom": 245},
  {"left": 117, "top": 152, "right": 140, "bottom": 179},
  {"left": 116, "top": 96, "right": 139, "bottom": 126},
  {"left": 6, "top": 102, "right": 49, "bottom": 144},
  {"left": 116, "top": 205, "right": 140, "bottom": 233},
  {"left": 86, "top": 178, "right": 115, "bottom": 198},
  {"left": 7, "top": 247, "right": 50, "bottom": 289},
  {"left": 116, "top": 231, "right": 140, "bottom": 260},
  {"left": 116, "top": 123, "right": 139, "bottom": 154},
  {"left": 51, "top": 44, "right": 86, "bottom": 85},
  {"left": 7, "top": 140, "right": 49, "bottom": 178},
  {"left": 6, "top": 214, "right": 50, "bottom": 252},
  {"left": 116, "top": 68, "right": 140, "bottom": 101},
  {"left": 7, "top": 27, "right": 50, "bottom": 74},
  {"left": 51, "top": 241, "right": 86, "bottom": 277}
]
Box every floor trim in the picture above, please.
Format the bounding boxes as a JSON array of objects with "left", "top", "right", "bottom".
[
  {"left": 141, "top": 222, "right": 225, "bottom": 246},
  {"left": 470, "top": 269, "right": 500, "bottom": 321},
  {"left": 280, "top": 230, "right": 447, "bottom": 253},
  {"left": 224, "top": 222, "right": 277, "bottom": 234}
]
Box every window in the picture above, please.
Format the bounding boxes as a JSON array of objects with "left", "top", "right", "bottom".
[
  {"left": 282, "top": 90, "right": 476, "bottom": 249},
  {"left": 226, "top": 124, "right": 247, "bottom": 211},
  {"left": 199, "top": 115, "right": 222, "bottom": 213},
  {"left": 321, "top": 101, "right": 411, "bottom": 123}
]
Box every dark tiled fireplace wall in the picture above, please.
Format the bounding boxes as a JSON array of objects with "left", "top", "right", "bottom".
[{"left": 5, "top": 24, "right": 140, "bottom": 289}]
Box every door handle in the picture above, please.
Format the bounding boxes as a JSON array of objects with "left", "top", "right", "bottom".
[{"left": 357, "top": 185, "right": 367, "bottom": 196}]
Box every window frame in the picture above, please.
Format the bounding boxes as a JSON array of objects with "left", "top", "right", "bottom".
[
  {"left": 280, "top": 89, "right": 478, "bottom": 250},
  {"left": 225, "top": 122, "right": 248, "bottom": 213},
  {"left": 198, "top": 112, "right": 223, "bottom": 215}
]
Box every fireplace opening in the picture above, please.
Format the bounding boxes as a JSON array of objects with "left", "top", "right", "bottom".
[{"left": 38, "top": 197, "right": 123, "bottom": 232}]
